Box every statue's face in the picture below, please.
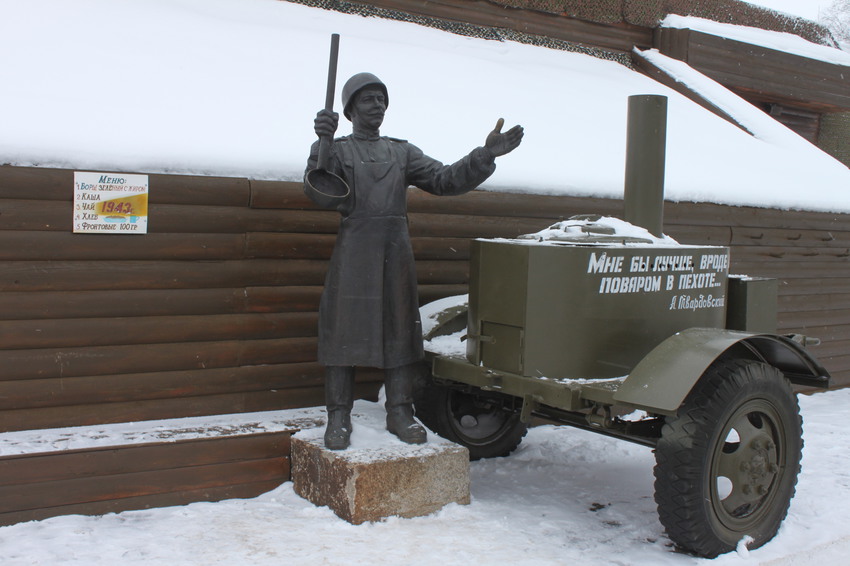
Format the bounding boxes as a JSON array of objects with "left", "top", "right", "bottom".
[{"left": 350, "top": 87, "right": 386, "bottom": 131}]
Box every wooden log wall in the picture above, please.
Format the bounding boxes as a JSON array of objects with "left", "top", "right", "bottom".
[
  {"left": 0, "top": 166, "right": 382, "bottom": 433},
  {"left": 662, "top": 203, "right": 850, "bottom": 387},
  {"left": 0, "top": 431, "right": 292, "bottom": 525},
  {"left": 1, "top": 165, "right": 847, "bottom": 433},
  {"left": 654, "top": 27, "right": 850, "bottom": 113}
]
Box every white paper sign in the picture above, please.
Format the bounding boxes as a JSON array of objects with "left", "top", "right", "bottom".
[{"left": 73, "top": 171, "right": 149, "bottom": 234}]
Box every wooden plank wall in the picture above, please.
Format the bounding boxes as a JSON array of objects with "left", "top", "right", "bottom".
[
  {"left": 0, "top": 431, "right": 291, "bottom": 525},
  {"left": 1, "top": 165, "right": 847, "bottom": 435},
  {"left": 655, "top": 27, "right": 850, "bottom": 112},
  {"left": 0, "top": 166, "right": 382, "bottom": 433},
  {"left": 663, "top": 202, "right": 850, "bottom": 387}
]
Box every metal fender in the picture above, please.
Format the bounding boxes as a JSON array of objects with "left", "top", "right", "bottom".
[{"left": 613, "top": 327, "right": 831, "bottom": 416}]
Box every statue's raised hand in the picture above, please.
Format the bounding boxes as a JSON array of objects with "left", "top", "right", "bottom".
[{"left": 485, "top": 118, "right": 524, "bottom": 157}]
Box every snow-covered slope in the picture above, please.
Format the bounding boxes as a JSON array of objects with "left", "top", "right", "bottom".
[{"left": 1, "top": 0, "right": 848, "bottom": 212}]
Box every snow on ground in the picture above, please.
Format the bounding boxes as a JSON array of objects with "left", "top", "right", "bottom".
[
  {"left": 1, "top": 1, "right": 849, "bottom": 563},
  {"left": 0, "top": 389, "right": 849, "bottom": 565},
  {"left": 1, "top": 0, "right": 848, "bottom": 213}
]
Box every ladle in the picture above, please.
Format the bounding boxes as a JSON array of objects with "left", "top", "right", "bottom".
[{"left": 304, "top": 33, "right": 351, "bottom": 208}]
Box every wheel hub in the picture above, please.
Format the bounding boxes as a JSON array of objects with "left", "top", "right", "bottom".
[
  {"left": 714, "top": 404, "right": 786, "bottom": 522},
  {"left": 460, "top": 414, "right": 478, "bottom": 428}
]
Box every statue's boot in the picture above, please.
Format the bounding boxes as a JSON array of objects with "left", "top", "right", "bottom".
[
  {"left": 385, "top": 363, "right": 427, "bottom": 444},
  {"left": 324, "top": 365, "right": 355, "bottom": 450}
]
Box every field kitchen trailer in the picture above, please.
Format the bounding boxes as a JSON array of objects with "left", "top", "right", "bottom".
[{"left": 413, "top": 96, "right": 830, "bottom": 557}]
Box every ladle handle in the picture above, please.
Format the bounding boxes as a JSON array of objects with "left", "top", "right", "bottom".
[{"left": 317, "top": 33, "right": 340, "bottom": 170}]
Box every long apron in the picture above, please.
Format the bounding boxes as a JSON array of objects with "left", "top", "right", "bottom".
[{"left": 317, "top": 139, "right": 424, "bottom": 368}]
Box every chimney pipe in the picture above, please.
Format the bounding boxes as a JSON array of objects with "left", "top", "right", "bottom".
[{"left": 624, "top": 94, "right": 668, "bottom": 238}]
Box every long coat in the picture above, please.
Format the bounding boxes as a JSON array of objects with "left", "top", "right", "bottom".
[{"left": 304, "top": 133, "right": 496, "bottom": 368}]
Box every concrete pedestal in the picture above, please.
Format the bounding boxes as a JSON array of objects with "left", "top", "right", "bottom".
[{"left": 292, "top": 427, "right": 470, "bottom": 524}]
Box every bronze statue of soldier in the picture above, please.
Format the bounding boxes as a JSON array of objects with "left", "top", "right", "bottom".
[{"left": 304, "top": 72, "right": 523, "bottom": 450}]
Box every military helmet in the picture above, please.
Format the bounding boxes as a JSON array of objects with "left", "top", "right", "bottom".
[{"left": 341, "top": 72, "right": 389, "bottom": 120}]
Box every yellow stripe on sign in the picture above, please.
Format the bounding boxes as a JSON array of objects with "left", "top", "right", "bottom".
[{"left": 96, "top": 194, "right": 148, "bottom": 217}]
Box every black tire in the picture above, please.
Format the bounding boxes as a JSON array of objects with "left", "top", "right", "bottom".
[
  {"left": 414, "top": 374, "right": 527, "bottom": 460},
  {"left": 654, "top": 359, "right": 802, "bottom": 558}
]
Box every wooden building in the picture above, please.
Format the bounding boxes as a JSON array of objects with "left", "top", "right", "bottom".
[
  {"left": 1, "top": 0, "right": 848, "bottom": 523},
  {"left": 2, "top": 161, "right": 848, "bottom": 434},
  {"left": 317, "top": 0, "right": 850, "bottom": 164}
]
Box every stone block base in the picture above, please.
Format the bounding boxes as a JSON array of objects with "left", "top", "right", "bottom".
[{"left": 292, "top": 426, "right": 470, "bottom": 524}]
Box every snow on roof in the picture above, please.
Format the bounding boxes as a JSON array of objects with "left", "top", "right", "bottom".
[
  {"left": 1, "top": 0, "right": 848, "bottom": 213},
  {"left": 661, "top": 14, "right": 850, "bottom": 66},
  {"left": 638, "top": 49, "right": 817, "bottom": 151},
  {"left": 636, "top": 47, "right": 850, "bottom": 212}
]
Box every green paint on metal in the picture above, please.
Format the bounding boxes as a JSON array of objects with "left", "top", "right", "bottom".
[
  {"left": 466, "top": 239, "right": 730, "bottom": 380},
  {"left": 624, "top": 95, "right": 667, "bottom": 238}
]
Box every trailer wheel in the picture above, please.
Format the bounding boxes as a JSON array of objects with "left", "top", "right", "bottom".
[
  {"left": 415, "top": 377, "right": 527, "bottom": 460},
  {"left": 653, "top": 359, "right": 802, "bottom": 558}
]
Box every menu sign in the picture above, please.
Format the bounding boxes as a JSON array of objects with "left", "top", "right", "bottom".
[{"left": 73, "top": 171, "right": 149, "bottom": 234}]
